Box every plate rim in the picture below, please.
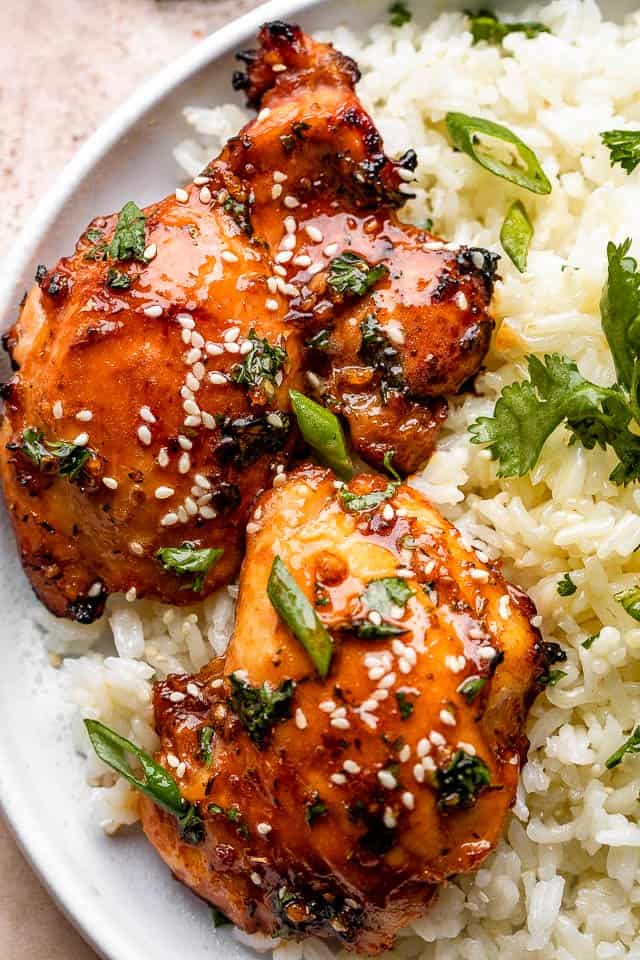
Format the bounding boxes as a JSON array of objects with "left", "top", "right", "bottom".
[{"left": 0, "top": 2, "right": 327, "bottom": 958}]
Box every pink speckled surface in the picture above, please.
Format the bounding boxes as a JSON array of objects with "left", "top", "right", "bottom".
[{"left": 0, "top": 1, "right": 265, "bottom": 955}]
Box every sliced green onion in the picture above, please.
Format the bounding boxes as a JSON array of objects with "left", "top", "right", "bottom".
[
  {"left": 267, "top": 556, "right": 334, "bottom": 678},
  {"left": 446, "top": 112, "right": 552, "bottom": 195},
  {"left": 615, "top": 586, "right": 640, "bottom": 621},
  {"left": 84, "top": 719, "right": 203, "bottom": 843},
  {"left": 500, "top": 200, "right": 533, "bottom": 273},
  {"left": 289, "top": 390, "right": 354, "bottom": 480}
]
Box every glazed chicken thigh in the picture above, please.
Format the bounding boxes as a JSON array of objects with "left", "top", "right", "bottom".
[
  {"left": 0, "top": 22, "right": 497, "bottom": 622},
  {"left": 141, "top": 467, "right": 550, "bottom": 954}
]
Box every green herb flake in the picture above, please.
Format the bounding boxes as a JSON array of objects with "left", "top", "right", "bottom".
[
  {"left": 84, "top": 719, "right": 203, "bottom": 844},
  {"left": 434, "top": 749, "right": 491, "bottom": 811},
  {"left": 606, "top": 725, "right": 640, "bottom": 769},
  {"left": 396, "top": 691, "right": 414, "bottom": 720},
  {"left": 360, "top": 314, "right": 404, "bottom": 403},
  {"left": 542, "top": 669, "right": 567, "bottom": 687},
  {"left": 362, "top": 577, "right": 414, "bottom": 618},
  {"left": 582, "top": 633, "right": 599, "bottom": 650},
  {"left": 339, "top": 480, "right": 399, "bottom": 513},
  {"left": 457, "top": 676, "right": 487, "bottom": 703},
  {"left": 267, "top": 556, "right": 334, "bottom": 678},
  {"left": 328, "top": 252, "right": 389, "bottom": 298},
  {"left": 107, "top": 201, "right": 147, "bottom": 262},
  {"left": 289, "top": 390, "right": 354, "bottom": 480},
  {"left": 231, "top": 329, "right": 286, "bottom": 394},
  {"left": 223, "top": 196, "right": 253, "bottom": 235},
  {"left": 446, "top": 112, "right": 551, "bottom": 195},
  {"left": 557, "top": 573, "right": 577, "bottom": 597},
  {"left": 500, "top": 200, "right": 533, "bottom": 273},
  {"left": 156, "top": 544, "right": 223, "bottom": 592},
  {"left": 383, "top": 450, "right": 402, "bottom": 482},
  {"left": 305, "top": 793, "right": 328, "bottom": 824},
  {"left": 229, "top": 673, "right": 295, "bottom": 749},
  {"left": 198, "top": 726, "right": 215, "bottom": 766},
  {"left": 208, "top": 801, "right": 249, "bottom": 839},
  {"left": 468, "top": 10, "right": 550, "bottom": 45},
  {"left": 601, "top": 130, "right": 640, "bottom": 176},
  {"left": 18, "top": 428, "right": 93, "bottom": 481},
  {"left": 353, "top": 621, "right": 408, "bottom": 639},
  {"left": 616, "top": 586, "right": 640, "bottom": 622},
  {"left": 106, "top": 267, "right": 135, "bottom": 290},
  {"left": 389, "top": 1, "right": 411, "bottom": 27}
]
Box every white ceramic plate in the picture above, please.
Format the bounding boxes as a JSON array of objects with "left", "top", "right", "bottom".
[{"left": 0, "top": 0, "right": 636, "bottom": 958}]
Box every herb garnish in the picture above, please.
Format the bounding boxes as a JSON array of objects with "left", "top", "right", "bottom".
[
  {"left": 446, "top": 113, "right": 552, "bottom": 195},
  {"left": 339, "top": 480, "right": 399, "bottom": 513},
  {"left": 389, "top": 1, "right": 411, "bottom": 26},
  {"left": 108, "top": 201, "right": 147, "bottom": 262},
  {"left": 106, "top": 267, "right": 135, "bottom": 290},
  {"left": 18, "top": 428, "right": 93, "bottom": 481},
  {"left": 557, "top": 573, "right": 577, "bottom": 597},
  {"left": 457, "top": 676, "right": 487, "bottom": 703},
  {"left": 228, "top": 673, "right": 295, "bottom": 749},
  {"left": 267, "top": 556, "right": 334, "bottom": 678},
  {"left": 601, "top": 130, "right": 640, "bottom": 175},
  {"left": 198, "top": 726, "right": 215, "bottom": 765},
  {"left": 231, "top": 329, "right": 286, "bottom": 395},
  {"left": 305, "top": 793, "right": 328, "bottom": 824},
  {"left": 156, "top": 544, "right": 223, "bottom": 592},
  {"left": 84, "top": 719, "right": 204, "bottom": 844},
  {"left": 360, "top": 314, "right": 404, "bottom": 403},
  {"left": 328, "top": 253, "right": 389, "bottom": 298},
  {"left": 363, "top": 577, "right": 414, "bottom": 617},
  {"left": 396, "top": 691, "right": 414, "bottom": 720},
  {"left": 582, "top": 634, "right": 598, "bottom": 650},
  {"left": 208, "top": 802, "right": 250, "bottom": 839},
  {"left": 615, "top": 586, "right": 640, "bottom": 622},
  {"left": 468, "top": 10, "right": 550, "bottom": 45},
  {"left": 500, "top": 200, "right": 532, "bottom": 273},
  {"left": 289, "top": 390, "right": 354, "bottom": 480},
  {"left": 541, "top": 669, "right": 567, "bottom": 687},
  {"left": 434, "top": 749, "right": 491, "bottom": 811},
  {"left": 469, "top": 239, "right": 640, "bottom": 484},
  {"left": 223, "top": 196, "right": 253, "bottom": 235},
  {"left": 216, "top": 413, "right": 290, "bottom": 468},
  {"left": 606, "top": 725, "right": 640, "bottom": 769},
  {"left": 352, "top": 621, "right": 407, "bottom": 639}
]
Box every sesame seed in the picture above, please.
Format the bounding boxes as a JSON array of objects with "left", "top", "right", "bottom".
[
  {"left": 417, "top": 738, "right": 431, "bottom": 758},
  {"left": 193, "top": 176, "right": 210, "bottom": 186},
  {"left": 343, "top": 760, "right": 361, "bottom": 774},
  {"left": 499, "top": 595, "right": 511, "bottom": 620},
  {"left": 223, "top": 326, "right": 240, "bottom": 342},
  {"left": 396, "top": 568, "right": 414, "bottom": 578},
  {"left": 144, "top": 243, "right": 157, "bottom": 260},
  {"left": 281, "top": 233, "right": 296, "bottom": 251},
  {"left": 383, "top": 807, "right": 397, "bottom": 829},
  {"left": 202, "top": 412, "right": 215, "bottom": 429},
  {"left": 458, "top": 741, "right": 477, "bottom": 755},
  {"left": 143, "top": 304, "right": 163, "bottom": 319},
  {"left": 185, "top": 348, "right": 202, "bottom": 364},
  {"left": 265, "top": 298, "right": 279, "bottom": 312},
  {"left": 186, "top": 373, "right": 199, "bottom": 392},
  {"left": 422, "top": 756, "right": 436, "bottom": 772},
  {"left": 305, "top": 224, "right": 323, "bottom": 243},
  {"left": 186, "top": 682, "right": 199, "bottom": 698},
  {"left": 184, "top": 497, "right": 198, "bottom": 516},
  {"left": 413, "top": 764, "right": 425, "bottom": 783},
  {"left": 398, "top": 658, "right": 412, "bottom": 674},
  {"left": 470, "top": 568, "right": 489, "bottom": 581},
  {"left": 440, "top": 709, "right": 456, "bottom": 727},
  {"left": 284, "top": 195, "right": 300, "bottom": 209},
  {"left": 445, "top": 654, "right": 466, "bottom": 673},
  {"left": 398, "top": 167, "right": 415, "bottom": 182},
  {"left": 284, "top": 216, "right": 297, "bottom": 235},
  {"left": 368, "top": 666, "right": 386, "bottom": 681},
  {"left": 209, "top": 372, "right": 227, "bottom": 386},
  {"left": 139, "top": 405, "right": 156, "bottom": 424},
  {"left": 361, "top": 699, "right": 378, "bottom": 713},
  {"left": 293, "top": 254, "right": 312, "bottom": 267},
  {"left": 272, "top": 63, "right": 287, "bottom": 72},
  {"left": 275, "top": 250, "right": 293, "bottom": 264},
  {"left": 271, "top": 184, "right": 283, "bottom": 199},
  {"left": 167, "top": 753, "right": 179, "bottom": 767},
  {"left": 75, "top": 409, "right": 93, "bottom": 422},
  {"left": 373, "top": 689, "right": 389, "bottom": 701},
  {"left": 129, "top": 541, "right": 144, "bottom": 556},
  {"left": 221, "top": 250, "right": 238, "bottom": 263},
  {"left": 194, "top": 474, "right": 210, "bottom": 490},
  {"left": 178, "top": 506, "right": 188, "bottom": 524},
  {"left": 206, "top": 342, "right": 224, "bottom": 357},
  {"left": 155, "top": 486, "right": 175, "bottom": 500},
  {"left": 477, "top": 646, "right": 497, "bottom": 661},
  {"left": 382, "top": 503, "right": 395, "bottom": 522},
  {"left": 246, "top": 522, "right": 260, "bottom": 535},
  {"left": 455, "top": 291, "right": 469, "bottom": 311},
  {"left": 257, "top": 107, "right": 271, "bottom": 123},
  {"left": 379, "top": 672, "right": 397, "bottom": 689},
  {"left": 191, "top": 331, "right": 204, "bottom": 349},
  {"left": 102, "top": 476, "right": 118, "bottom": 490},
  {"left": 257, "top": 822, "right": 272, "bottom": 836},
  {"left": 200, "top": 505, "right": 216, "bottom": 520},
  {"left": 126, "top": 587, "right": 137, "bottom": 602},
  {"left": 330, "top": 773, "right": 347, "bottom": 785},
  {"left": 267, "top": 277, "right": 278, "bottom": 293},
  {"left": 250, "top": 872, "right": 262, "bottom": 886},
  {"left": 368, "top": 610, "right": 383, "bottom": 626},
  {"left": 198, "top": 185, "right": 212, "bottom": 204},
  {"left": 430, "top": 731, "right": 446, "bottom": 746},
  {"left": 360, "top": 712, "right": 378, "bottom": 730},
  {"left": 169, "top": 691, "right": 185, "bottom": 703},
  {"left": 240, "top": 340, "right": 253, "bottom": 355},
  {"left": 73, "top": 432, "right": 89, "bottom": 446},
  {"left": 157, "top": 447, "right": 169, "bottom": 468},
  {"left": 309, "top": 262, "right": 324, "bottom": 276},
  {"left": 183, "top": 399, "right": 200, "bottom": 416},
  {"left": 161, "top": 512, "right": 178, "bottom": 526},
  {"left": 52, "top": 401, "right": 63, "bottom": 419},
  {"left": 402, "top": 791, "right": 415, "bottom": 810},
  {"left": 88, "top": 581, "right": 102, "bottom": 597},
  {"left": 378, "top": 770, "right": 397, "bottom": 790},
  {"left": 225, "top": 341, "right": 240, "bottom": 354},
  {"left": 323, "top": 242, "right": 339, "bottom": 257},
  {"left": 176, "top": 313, "right": 195, "bottom": 329},
  {"left": 399, "top": 745, "right": 411, "bottom": 763},
  {"left": 295, "top": 708, "right": 308, "bottom": 730},
  {"left": 273, "top": 473, "right": 287, "bottom": 487},
  {"left": 175, "top": 187, "right": 189, "bottom": 203},
  {"left": 319, "top": 700, "right": 336, "bottom": 712},
  {"left": 331, "top": 718, "right": 350, "bottom": 730},
  {"left": 181, "top": 328, "right": 192, "bottom": 345},
  {"left": 178, "top": 452, "right": 191, "bottom": 474}
]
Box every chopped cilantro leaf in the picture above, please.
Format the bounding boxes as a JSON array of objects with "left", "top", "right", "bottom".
[
  {"left": 340, "top": 481, "right": 399, "bottom": 513},
  {"left": 328, "top": 252, "right": 388, "bottom": 297},
  {"left": 108, "top": 201, "right": 147, "bottom": 262},
  {"left": 198, "top": 726, "right": 214, "bottom": 765},
  {"left": 601, "top": 130, "right": 640, "bottom": 175},
  {"left": 228, "top": 674, "right": 295, "bottom": 749},
  {"left": 362, "top": 577, "right": 414, "bottom": 617},
  {"left": 606, "top": 725, "right": 640, "bottom": 769},
  {"left": 305, "top": 793, "right": 327, "bottom": 824},
  {"left": 231, "top": 329, "right": 286, "bottom": 395},
  {"left": 457, "top": 676, "right": 487, "bottom": 703},
  {"left": 396, "top": 691, "right": 414, "bottom": 720},
  {"left": 156, "top": 544, "right": 223, "bottom": 592},
  {"left": 468, "top": 10, "right": 550, "bottom": 45},
  {"left": 106, "top": 267, "right": 135, "bottom": 290},
  {"left": 615, "top": 586, "right": 640, "bottom": 622},
  {"left": 557, "top": 573, "right": 577, "bottom": 596},
  {"left": 389, "top": 2, "right": 411, "bottom": 26},
  {"left": 360, "top": 314, "right": 404, "bottom": 403},
  {"left": 434, "top": 750, "right": 491, "bottom": 811},
  {"left": 582, "top": 633, "right": 598, "bottom": 650},
  {"left": 18, "top": 428, "right": 92, "bottom": 481}
]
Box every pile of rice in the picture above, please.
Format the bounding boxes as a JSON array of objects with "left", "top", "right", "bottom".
[{"left": 41, "top": 1, "right": 640, "bottom": 956}]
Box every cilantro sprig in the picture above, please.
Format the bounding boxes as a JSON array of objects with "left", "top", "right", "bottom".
[
  {"left": 156, "top": 543, "right": 223, "bottom": 592},
  {"left": 328, "top": 253, "right": 389, "bottom": 297},
  {"left": 470, "top": 239, "right": 640, "bottom": 485},
  {"left": 601, "top": 130, "right": 640, "bottom": 176}
]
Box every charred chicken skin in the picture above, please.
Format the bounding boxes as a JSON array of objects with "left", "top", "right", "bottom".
[
  {"left": 0, "top": 22, "right": 497, "bottom": 623},
  {"left": 141, "top": 467, "right": 551, "bottom": 954}
]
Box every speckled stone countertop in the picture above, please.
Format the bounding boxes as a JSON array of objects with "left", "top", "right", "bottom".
[{"left": 0, "top": 1, "right": 264, "bottom": 955}]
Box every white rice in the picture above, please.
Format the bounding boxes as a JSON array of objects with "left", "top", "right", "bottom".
[{"left": 43, "top": 1, "right": 640, "bottom": 955}]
